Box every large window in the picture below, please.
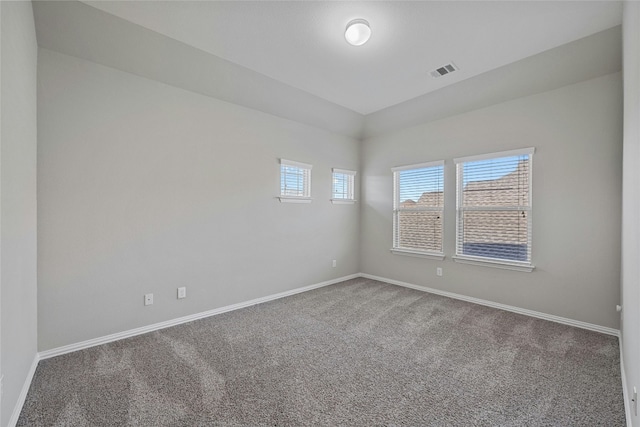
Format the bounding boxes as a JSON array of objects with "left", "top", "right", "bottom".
[
  {"left": 279, "top": 159, "right": 312, "bottom": 203},
  {"left": 392, "top": 161, "right": 444, "bottom": 259},
  {"left": 332, "top": 168, "right": 356, "bottom": 204},
  {"left": 454, "top": 148, "right": 534, "bottom": 271}
]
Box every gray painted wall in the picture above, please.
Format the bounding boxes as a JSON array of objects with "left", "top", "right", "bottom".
[
  {"left": 37, "top": 49, "right": 360, "bottom": 351},
  {"left": 622, "top": 2, "right": 640, "bottom": 424},
  {"left": 360, "top": 73, "right": 623, "bottom": 330},
  {"left": 0, "top": 1, "right": 38, "bottom": 425}
]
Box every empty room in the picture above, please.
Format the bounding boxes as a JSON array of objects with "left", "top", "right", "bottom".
[{"left": 2, "top": 0, "right": 640, "bottom": 425}]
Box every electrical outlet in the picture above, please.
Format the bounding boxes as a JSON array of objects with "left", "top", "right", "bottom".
[
  {"left": 177, "top": 287, "right": 186, "bottom": 299},
  {"left": 436, "top": 267, "right": 443, "bottom": 277},
  {"left": 144, "top": 293, "right": 153, "bottom": 306},
  {"left": 332, "top": 260, "right": 337, "bottom": 268},
  {"left": 633, "top": 386, "right": 637, "bottom": 416}
]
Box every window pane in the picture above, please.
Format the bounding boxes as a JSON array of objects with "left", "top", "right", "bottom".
[
  {"left": 397, "top": 211, "right": 443, "bottom": 252},
  {"left": 393, "top": 162, "right": 444, "bottom": 254},
  {"left": 281, "top": 165, "right": 309, "bottom": 197},
  {"left": 333, "top": 172, "right": 353, "bottom": 200},
  {"left": 461, "top": 210, "right": 529, "bottom": 261},
  {"left": 462, "top": 155, "right": 529, "bottom": 207},
  {"left": 398, "top": 166, "right": 444, "bottom": 208}
]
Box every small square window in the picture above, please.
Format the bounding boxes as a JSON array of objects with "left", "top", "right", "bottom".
[
  {"left": 279, "top": 159, "right": 312, "bottom": 203},
  {"left": 331, "top": 168, "right": 356, "bottom": 204}
]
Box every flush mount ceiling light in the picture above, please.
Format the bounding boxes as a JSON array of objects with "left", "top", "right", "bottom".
[{"left": 345, "top": 19, "right": 371, "bottom": 46}]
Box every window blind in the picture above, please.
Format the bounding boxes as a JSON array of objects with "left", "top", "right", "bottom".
[
  {"left": 455, "top": 148, "right": 534, "bottom": 264},
  {"left": 280, "top": 159, "right": 312, "bottom": 199},
  {"left": 332, "top": 168, "right": 356, "bottom": 201},
  {"left": 392, "top": 161, "right": 444, "bottom": 254}
]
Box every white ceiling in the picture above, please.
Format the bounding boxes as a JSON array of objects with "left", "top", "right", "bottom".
[{"left": 81, "top": 1, "right": 622, "bottom": 115}]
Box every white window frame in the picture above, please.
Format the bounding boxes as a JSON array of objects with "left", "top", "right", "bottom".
[
  {"left": 331, "top": 168, "right": 357, "bottom": 204},
  {"left": 453, "top": 147, "right": 535, "bottom": 272},
  {"left": 391, "top": 160, "right": 445, "bottom": 260},
  {"left": 279, "top": 159, "right": 312, "bottom": 203}
]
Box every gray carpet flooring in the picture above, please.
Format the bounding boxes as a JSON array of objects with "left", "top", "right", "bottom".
[{"left": 18, "top": 278, "right": 625, "bottom": 426}]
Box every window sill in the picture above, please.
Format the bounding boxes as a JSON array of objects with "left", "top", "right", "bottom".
[
  {"left": 390, "top": 249, "right": 445, "bottom": 260},
  {"left": 331, "top": 199, "right": 357, "bottom": 204},
  {"left": 278, "top": 196, "right": 312, "bottom": 204},
  {"left": 452, "top": 256, "right": 534, "bottom": 272}
]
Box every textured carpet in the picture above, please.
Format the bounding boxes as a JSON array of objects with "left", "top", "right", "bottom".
[{"left": 18, "top": 278, "right": 625, "bottom": 426}]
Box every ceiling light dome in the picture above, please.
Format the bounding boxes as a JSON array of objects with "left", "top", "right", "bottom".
[{"left": 345, "top": 19, "right": 371, "bottom": 46}]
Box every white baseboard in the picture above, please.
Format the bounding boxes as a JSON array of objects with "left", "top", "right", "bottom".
[
  {"left": 39, "top": 272, "right": 619, "bottom": 361},
  {"left": 620, "top": 334, "right": 633, "bottom": 427},
  {"left": 16, "top": 272, "right": 628, "bottom": 425},
  {"left": 8, "top": 353, "right": 40, "bottom": 427},
  {"left": 38, "top": 273, "right": 360, "bottom": 361},
  {"left": 359, "top": 273, "right": 620, "bottom": 336}
]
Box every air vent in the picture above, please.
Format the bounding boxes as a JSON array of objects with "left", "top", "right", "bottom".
[{"left": 430, "top": 62, "right": 458, "bottom": 79}]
